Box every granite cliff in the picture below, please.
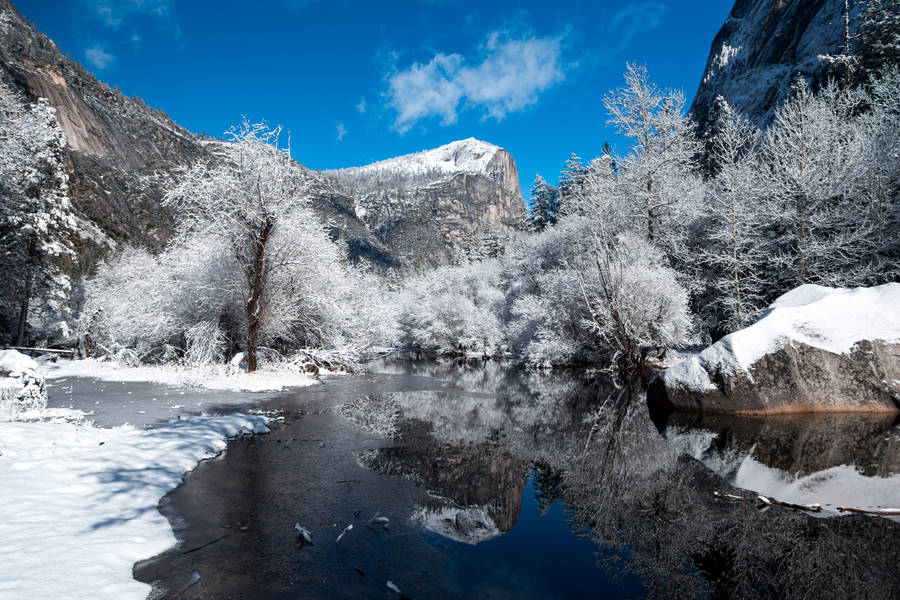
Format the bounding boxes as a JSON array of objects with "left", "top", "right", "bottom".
[{"left": 690, "top": 0, "right": 852, "bottom": 127}]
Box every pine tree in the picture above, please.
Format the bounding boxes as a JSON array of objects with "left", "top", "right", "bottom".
[
  {"left": 0, "top": 84, "right": 77, "bottom": 345},
  {"left": 557, "top": 153, "right": 588, "bottom": 214},
  {"left": 528, "top": 175, "right": 559, "bottom": 232},
  {"left": 857, "top": 0, "right": 900, "bottom": 78}
]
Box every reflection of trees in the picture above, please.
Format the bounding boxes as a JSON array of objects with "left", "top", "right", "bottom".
[
  {"left": 520, "top": 381, "right": 900, "bottom": 599},
  {"left": 350, "top": 362, "right": 900, "bottom": 598}
]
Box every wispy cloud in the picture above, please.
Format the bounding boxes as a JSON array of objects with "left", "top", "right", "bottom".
[
  {"left": 387, "top": 30, "right": 566, "bottom": 133},
  {"left": 355, "top": 96, "right": 366, "bottom": 114},
  {"left": 83, "top": 0, "right": 176, "bottom": 29},
  {"left": 84, "top": 45, "right": 115, "bottom": 70},
  {"left": 609, "top": 1, "right": 668, "bottom": 50},
  {"left": 336, "top": 122, "right": 347, "bottom": 142}
]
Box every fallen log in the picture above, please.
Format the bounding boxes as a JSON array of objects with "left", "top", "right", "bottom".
[{"left": 836, "top": 506, "right": 900, "bottom": 516}]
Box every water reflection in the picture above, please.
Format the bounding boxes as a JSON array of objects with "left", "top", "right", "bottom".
[
  {"left": 661, "top": 412, "right": 900, "bottom": 515},
  {"left": 347, "top": 359, "right": 900, "bottom": 599},
  {"left": 135, "top": 359, "right": 900, "bottom": 599}
]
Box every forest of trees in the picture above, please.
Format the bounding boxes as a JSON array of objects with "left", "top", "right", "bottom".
[
  {"left": 393, "top": 60, "right": 899, "bottom": 368},
  {"left": 1, "top": 2, "right": 897, "bottom": 375}
]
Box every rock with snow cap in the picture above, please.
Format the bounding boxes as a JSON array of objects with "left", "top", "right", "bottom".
[{"left": 649, "top": 284, "right": 900, "bottom": 415}]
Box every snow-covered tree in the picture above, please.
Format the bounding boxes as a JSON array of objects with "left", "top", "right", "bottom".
[
  {"left": 603, "top": 64, "right": 703, "bottom": 256},
  {"left": 557, "top": 152, "right": 589, "bottom": 213},
  {"left": 702, "top": 97, "right": 769, "bottom": 330},
  {"left": 161, "top": 121, "right": 346, "bottom": 371},
  {"left": 761, "top": 78, "right": 875, "bottom": 288},
  {"left": 395, "top": 260, "right": 505, "bottom": 355},
  {"left": 528, "top": 175, "right": 559, "bottom": 231},
  {"left": 857, "top": 0, "right": 900, "bottom": 78},
  {"left": 579, "top": 234, "right": 693, "bottom": 372},
  {"left": 0, "top": 82, "right": 77, "bottom": 345}
]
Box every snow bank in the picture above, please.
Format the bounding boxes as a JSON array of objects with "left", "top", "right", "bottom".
[
  {"left": 664, "top": 283, "right": 900, "bottom": 392},
  {"left": 0, "top": 412, "right": 268, "bottom": 600},
  {"left": 0, "top": 349, "right": 48, "bottom": 420},
  {"left": 42, "top": 358, "right": 317, "bottom": 392}
]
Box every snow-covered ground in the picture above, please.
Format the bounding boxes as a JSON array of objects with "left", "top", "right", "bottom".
[
  {"left": 0, "top": 349, "right": 48, "bottom": 421},
  {"left": 663, "top": 283, "right": 900, "bottom": 392},
  {"left": 0, "top": 411, "right": 268, "bottom": 600},
  {"left": 0, "top": 352, "right": 306, "bottom": 599},
  {"left": 42, "top": 357, "right": 318, "bottom": 393}
]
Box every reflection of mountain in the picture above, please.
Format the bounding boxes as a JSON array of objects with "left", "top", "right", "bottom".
[{"left": 359, "top": 424, "right": 527, "bottom": 541}]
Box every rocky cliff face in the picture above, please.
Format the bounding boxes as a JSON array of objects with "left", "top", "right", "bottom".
[
  {"left": 328, "top": 138, "right": 526, "bottom": 273},
  {"left": 691, "top": 0, "right": 851, "bottom": 127}
]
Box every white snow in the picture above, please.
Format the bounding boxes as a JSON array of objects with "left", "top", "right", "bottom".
[
  {"left": 0, "top": 411, "right": 268, "bottom": 600},
  {"left": 0, "top": 349, "right": 39, "bottom": 375},
  {"left": 1, "top": 350, "right": 48, "bottom": 421},
  {"left": 663, "top": 283, "right": 900, "bottom": 391},
  {"left": 340, "top": 138, "right": 501, "bottom": 178},
  {"left": 42, "top": 358, "right": 318, "bottom": 393}
]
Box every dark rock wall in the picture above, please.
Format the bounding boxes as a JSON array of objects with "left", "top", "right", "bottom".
[{"left": 691, "top": 0, "right": 848, "bottom": 128}]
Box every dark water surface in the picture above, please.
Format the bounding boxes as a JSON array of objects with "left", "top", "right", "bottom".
[{"left": 56, "top": 360, "right": 900, "bottom": 599}]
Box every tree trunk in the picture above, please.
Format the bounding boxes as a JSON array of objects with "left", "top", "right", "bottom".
[
  {"left": 15, "top": 238, "right": 37, "bottom": 347},
  {"left": 245, "top": 221, "right": 273, "bottom": 373}
]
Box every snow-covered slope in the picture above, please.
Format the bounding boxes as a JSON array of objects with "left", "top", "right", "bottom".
[
  {"left": 326, "top": 138, "right": 525, "bottom": 272},
  {"left": 664, "top": 283, "right": 900, "bottom": 393},
  {"left": 691, "top": 0, "right": 851, "bottom": 127},
  {"left": 338, "top": 138, "right": 504, "bottom": 180}
]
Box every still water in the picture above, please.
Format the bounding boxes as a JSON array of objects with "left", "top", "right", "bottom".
[{"left": 56, "top": 359, "right": 900, "bottom": 599}]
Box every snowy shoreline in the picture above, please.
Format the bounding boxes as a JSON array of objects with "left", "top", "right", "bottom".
[
  {"left": 0, "top": 356, "right": 293, "bottom": 600},
  {"left": 42, "top": 357, "right": 319, "bottom": 393},
  {"left": 0, "top": 409, "right": 269, "bottom": 600}
]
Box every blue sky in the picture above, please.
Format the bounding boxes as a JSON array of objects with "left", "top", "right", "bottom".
[{"left": 16, "top": 0, "right": 731, "bottom": 198}]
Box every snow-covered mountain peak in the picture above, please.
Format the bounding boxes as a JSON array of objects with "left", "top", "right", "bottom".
[{"left": 343, "top": 137, "right": 504, "bottom": 178}]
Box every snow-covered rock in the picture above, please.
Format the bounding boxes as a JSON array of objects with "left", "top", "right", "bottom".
[
  {"left": 0, "top": 349, "right": 47, "bottom": 420},
  {"left": 649, "top": 284, "right": 900, "bottom": 414}
]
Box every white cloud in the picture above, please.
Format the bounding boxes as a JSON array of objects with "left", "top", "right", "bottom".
[
  {"left": 610, "top": 2, "right": 668, "bottom": 50},
  {"left": 82, "top": 0, "right": 179, "bottom": 33},
  {"left": 387, "top": 31, "right": 565, "bottom": 133},
  {"left": 336, "top": 122, "right": 347, "bottom": 142},
  {"left": 84, "top": 45, "right": 115, "bottom": 70},
  {"left": 355, "top": 96, "right": 366, "bottom": 114}
]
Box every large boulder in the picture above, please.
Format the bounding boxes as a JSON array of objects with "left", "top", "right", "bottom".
[
  {"left": 649, "top": 284, "right": 900, "bottom": 415},
  {"left": 0, "top": 349, "right": 47, "bottom": 420}
]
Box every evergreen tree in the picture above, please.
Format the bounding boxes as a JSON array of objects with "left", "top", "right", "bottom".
[
  {"left": 528, "top": 174, "right": 559, "bottom": 232},
  {"left": 857, "top": 0, "right": 900, "bottom": 78},
  {"left": 557, "top": 153, "right": 588, "bottom": 213},
  {"left": 0, "top": 83, "right": 77, "bottom": 345}
]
